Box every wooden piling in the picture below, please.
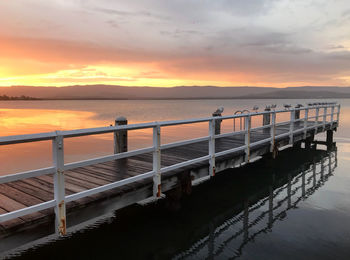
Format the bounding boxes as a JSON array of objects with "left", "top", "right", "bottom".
[
  {"left": 326, "top": 130, "right": 333, "bottom": 145},
  {"left": 114, "top": 116, "right": 128, "bottom": 153},
  {"left": 294, "top": 109, "right": 300, "bottom": 120},
  {"left": 263, "top": 107, "right": 271, "bottom": 133},
  {"left": 326, "top": 130, "right": 334, "bottom": 151},
  {"left": 212, "top": 112, "right": 222, "bottom": 135},
  {"left": 294, "top": 106, "right": 301, "bottom": 128},
  {"left": 305, "top": 134, "right": 314, "bottom": 150}
]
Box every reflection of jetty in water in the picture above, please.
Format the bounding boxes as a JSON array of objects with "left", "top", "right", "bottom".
[{"left": 174, "top": 148, "right": 337, "bottom": 260}]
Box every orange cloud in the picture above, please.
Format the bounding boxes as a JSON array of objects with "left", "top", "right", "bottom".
[{"left": 0, "top": 35, "right": 350, "bottom": 87}]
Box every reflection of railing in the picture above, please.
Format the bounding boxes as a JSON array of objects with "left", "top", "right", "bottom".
[
  {"left": 0, "top": 103, "right": 340, "bottom": 235},
  {"left": 174, "top": 149, "right": 337, "bottom": 260}
]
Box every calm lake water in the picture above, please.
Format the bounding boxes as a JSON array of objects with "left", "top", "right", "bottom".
[{"left": 1, "top": 99, "right": 350, "bottom": 259}]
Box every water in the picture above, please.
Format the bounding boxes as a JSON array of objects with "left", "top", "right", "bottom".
[{"left": 1, "top": 99, "right": 350, "bottom": 259}]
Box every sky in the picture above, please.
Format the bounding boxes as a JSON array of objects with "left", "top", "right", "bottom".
[{"left": 0, "top": 0, "right": 350, "bottom": 87}]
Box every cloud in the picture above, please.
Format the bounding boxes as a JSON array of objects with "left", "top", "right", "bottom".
[{"left": 0, "top": 0, "right": 350, "bottom": 86}]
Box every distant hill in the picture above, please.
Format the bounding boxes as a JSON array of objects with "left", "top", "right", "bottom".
[
  {"left": 0, "top": 85, "right": 349, "bottom": 99},
  {"left": 0, "top": 94, "right": 39, "bottom": 100},
  {"left": 239, "top": 90, "right": 350, "bottom": 99}
]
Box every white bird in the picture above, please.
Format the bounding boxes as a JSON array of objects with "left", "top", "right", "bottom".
[
  {"left": 252, "top": 105, "right": 259, "bottom": 112},
  {"left": 283, "top": 104, "right": 292, "bottom": 110},
  {"left": 214, "top": 106, "right": 224, "bottom": 114}
]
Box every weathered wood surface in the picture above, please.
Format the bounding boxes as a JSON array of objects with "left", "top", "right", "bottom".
[{"left": 0, "top": 121, "right": 337, "bottom": 236}]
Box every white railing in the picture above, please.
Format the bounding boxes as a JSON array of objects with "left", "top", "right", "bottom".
[{"left": 0, "top": 103, "right": 340, "bottom": 236}]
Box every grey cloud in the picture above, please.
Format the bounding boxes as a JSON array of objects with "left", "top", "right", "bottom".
[
  {"left": 219, "top": 0, "right": 278, "bottom": 16},
  {"left": 91, "top": 7, "right": 170, "bottom": 21},
  {"left": 328, "top": 45, "right": 345, "bottom": 50},
  {"left": 159, "top": 29, "right": 203, "bottom": 38},
  {"left": 202, "top": 28, "right": 310, "bottom": 55},
  {"left": 106, "top": 20, "right": 119, "bottom": 29},
  {"left": 342, "top": 9, "right": 350, "bottom": 17}
]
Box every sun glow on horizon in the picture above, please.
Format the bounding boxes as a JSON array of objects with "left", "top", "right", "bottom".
[
  {"left": 0, "top": 64, "right": 345, "bottom": 88},
  {"left": 1, "top": 1, "right": 350, "bottom": 88}
]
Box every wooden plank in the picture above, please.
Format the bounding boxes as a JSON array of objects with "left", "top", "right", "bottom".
[
  {"left": 65, "top": 171, "right": 110, "bottom": 187},
  {"left": 38, "top": 175, "right": 87, "bottom": 194},
  {"left": 0, "top": 184, "right": 45, "bottom": 206},
  {"left": 22, "top": 177, "right": 73, "bottom": 196},
  {"left": 0, "top": 206, "right": 25, "bottom": 231},
  {"left": 0, "top": 193, "right": 44, "bottom": 222},
  {"left": 6, "top": 181, "right": 53, "bottom": 201}
]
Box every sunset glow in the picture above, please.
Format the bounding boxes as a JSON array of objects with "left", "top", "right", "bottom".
[{"left": 1, "top": 0, "right": 350, "bottom": 87}]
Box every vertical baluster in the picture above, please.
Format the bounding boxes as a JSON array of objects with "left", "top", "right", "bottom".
[
  {"left": 153, "top": 125, "right": 161, "bottom": 197},
  {"left": 323, "top": 106, "right": 327, "bottom": 130},
  {"left": 270, "top": 112, "right": 276, "bottom": 153},
  {"left": 209, "top": 119, "right": 216, "bottom": 177},
  {"left": 304, "top": 107, "right": 308, "bottom": 139},
  {"left": 337, "top": 104, "right": 341, "bottom": 124},
  {"left": 330, "top": 105, "right": 334, "bottom": 124},
  {"left": 315, "top": 107, "right": 319, "bottom": 134},
  {"left": 53, "top": 133, "right": 66, "bottom": 236},
  {"left": 289, "top": 109, "right": 295, "bottom": 144},
  {"left": 244, "top": 115, "right": 251, "bottom": 163}
]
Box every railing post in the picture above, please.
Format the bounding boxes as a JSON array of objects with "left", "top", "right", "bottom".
[
  {"left": 53, "top": 133, "right": 66, "bottom": 236},
  {"left": 263, "top": 108, "right": 271, "bottom": 133},
  {"left": 270, "top": 112, "right": 276, "bottom": 153},
  {"left": 304, "top": 107, "right": 308, "bottom": 139},
  {"left": 294, "top": 106, "right": 300, "bottom": 127},
  {"left": 315, "top": 107, "right": 320, "bottom": 134},
  {"left": 330, "top": 105, "right": 334, "bottom": 124},
  {"left": 114, "top": 116, "right": 128, "bottom": 153},
  {"left": 289, "top": 109, "right": 295, "bottom": 144},
  {"left": 323, "top": 106, "right": 327, "bottom": 130},
  {"left": 337, "top": 104, "right": 341, "bottom": 124},
  {"left": 153, "top": 125, "right": 161, "bottom": 197},
  {"left": 209, "top": 119, "right": 216, "bottom": 177},
  {"left": 244, "top": 115, "right": 251, "bottom": 163},
  {"left": 212, "top": 111, "right": 222, "bottom": 135}
]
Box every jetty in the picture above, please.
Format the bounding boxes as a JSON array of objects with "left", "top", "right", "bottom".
[{"left": 0, "top": 102, "right": 340, "bottom": 240}]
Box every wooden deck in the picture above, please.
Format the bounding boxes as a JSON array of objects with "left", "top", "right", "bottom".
[{"left": 0, "top": 120, "right": 337, "bottom": 237}]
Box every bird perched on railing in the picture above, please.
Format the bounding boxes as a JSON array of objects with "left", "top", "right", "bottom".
[
  {"left": 307, "top": 103, "right": 313, "bottom": 106},
  {"left": 271, "top": 104, "right": 277, "bottom": 110},
  {"left": 283, "top": 104, "right": 292, "bottom": 110},
  {"left": 295, "top": 104, "right": 303, "bottom": 108},
  {"left": 214, "top": 106, "right": 224, "bottom": 115},
  {"left": 252, "top": 105, "right": 259, "bottom": 112}
]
